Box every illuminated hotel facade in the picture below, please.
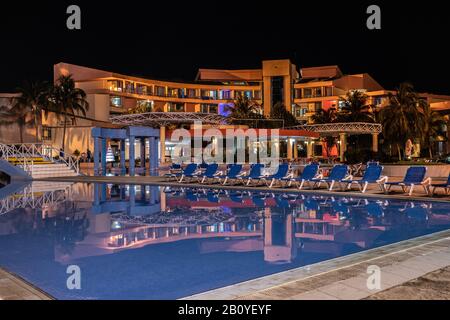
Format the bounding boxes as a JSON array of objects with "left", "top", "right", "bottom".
[{"left": 2, "top": 59, "right": 450, "bottom": 161}]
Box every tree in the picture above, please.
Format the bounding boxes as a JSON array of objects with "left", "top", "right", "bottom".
[
  {"left": 0, "top": 102, "right": 34, "bottom": 143},
  {"left": 52, "top": 75, "right": 89, "bottom": 153},
  {"left": 311, "top": 108, "right": 338, "bottom": 159},
  {"left": 338, "top": 90, "right": 375, "bottom": 123},
  {"left": 127, "top": 101, "right": 153, "bottom": 114},
  {"left": 337, "top": 90, "right": 376, "bottom": 154},
  {"left": 270, "top": 102, "right": 298, "bottom": 128},
  {"left": 311, "top": 107, "right": 338, "bottom": 124},
  {"left": 420, "top": 101, "right": 447, "bottom": 158},
  {"left": 226, "top": 95, "right": 261, "bottom": 119},
  {"left": 226, "top": 95, "right": 264, "bottom": 127},
  {"left": 11, "top": 81, "right": 52, "bottom": 143},
  {"left": 379, "top": 83, "right": 426, "bottom": 160}
]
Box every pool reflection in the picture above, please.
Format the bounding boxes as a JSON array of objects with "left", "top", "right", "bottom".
[{"left": 1, "top": 182, "right": 450, "bottom": 299}]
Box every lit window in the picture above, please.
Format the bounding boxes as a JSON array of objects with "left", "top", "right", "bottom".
[
  {"left": 111, "top": 96, "right": 123, "bottom": 107},
  {"left": 168, "top": 103, "right": 185, "bottom": 112},
  {"left": 42, "top": 127, "right": 52, "bottom": 140},
  {"left": 108, "top": 80, "right": 123, "bottom": 92}
]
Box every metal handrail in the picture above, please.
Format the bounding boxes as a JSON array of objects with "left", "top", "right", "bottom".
[{"left": 0, "top": 143, "right": 80, "bottom": 175}]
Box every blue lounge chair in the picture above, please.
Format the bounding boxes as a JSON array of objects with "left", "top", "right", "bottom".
[
  {"left": 251, "top": 193, "right": 266, "bottom": 207},
  {"left": 260, "top": 164, "right": 291, "bottom": 188},
  {"left": 311, "top": 165, "right": 350, "bottom": 191},
  {"left": 235, "top": 164, "right": 265, "bottom": 186},
  {"left": 165, "top": 163, "right": 198, "bottom": 182},
  {"left": 275, "top": 195, "right": 290, "bottom": 208},
  {"left": 169, "top": 163, "right": 182, "bottom": 172},
  {"left": 344, "top": 165, "right": 385, "bottom": 193},
  {"left": 215, "top": 164, "right": 243, "bottom": 185},
  {"left": 383, "top": 166, "right": 430, "bottom": 196},
  {"left": 285, "top": 164, "right": 320, "bottom": 190},
  {"left": 194, "top": 163, "right": 219, "bottom": 183},
  {"left": 206, "top": 191, "right": 220, "bottom": 203},
  {"left": 185, "top": 190, "right": 199, "bottom": 202},
  {"left": 430, "top": 174, "right": 450, "bottom": 196},
  {"left": 229, "top": 192, "right": 244, "bottom": 203}
]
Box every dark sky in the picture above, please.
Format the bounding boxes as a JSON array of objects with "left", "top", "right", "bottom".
[{"left": 0, "top": 1, "right": 449, "bottom": 94}]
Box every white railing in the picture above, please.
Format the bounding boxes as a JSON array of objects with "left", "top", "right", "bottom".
[
  {"left": 289, "top": 122, "right": 382, "bottom": 135},
  {"left": 0, "top": 143, "right": 80, "bottom": 175},
  {"left": 110, "top": 112, "right": 228, "bottom": 127}
]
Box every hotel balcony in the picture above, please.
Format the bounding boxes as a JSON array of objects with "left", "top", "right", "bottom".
[{"left": 104, "top": 86, "right": 261, "bottom": 105}]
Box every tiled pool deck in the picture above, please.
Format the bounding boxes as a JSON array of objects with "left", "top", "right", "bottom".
[
  {"left": 185, "top": 229, "right": 450, "bottom": 300},
  {"left": 0, "top": 269, "right": 52, "bottom": 300},
  {"left": 1, "top": 175, "right": 449, "bottom": 300}
]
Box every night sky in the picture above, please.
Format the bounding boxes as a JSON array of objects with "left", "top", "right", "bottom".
[{"left": 0, "top": 1, "right": 449, "bottom": 94}]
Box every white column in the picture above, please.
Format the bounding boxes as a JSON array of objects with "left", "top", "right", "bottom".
[
  {"left": 160, "top": 126, "right": 166, "bottom": 163},
  {"left": 287, "top": 139, "right": 293, "bottom": 160},
  {"left": 372, "top": 133, "right": 379, "bottom": 153},
  {"left": 339, "top": 133, "right": 347, "bottom": 161},
  {"left": 307, "top": 140, "right": 313, "bottom": 158},
  {"left": 293, "top": 140, "right": 298, "bottom": 159}
]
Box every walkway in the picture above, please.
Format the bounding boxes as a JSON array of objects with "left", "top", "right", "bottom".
[{"left": 184, "top": 230, "right": 450, "bottom": 300}]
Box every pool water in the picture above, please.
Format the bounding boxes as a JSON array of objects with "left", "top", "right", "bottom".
[{"left": 1, "top": 181, "right": 450, "bottom": 300}]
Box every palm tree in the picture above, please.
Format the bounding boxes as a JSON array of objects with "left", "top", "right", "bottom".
[
  {"left": 311, "top": 107, "right": 338, "bottom": 124},
  {"left": 0, "top": 102, "right": 34, "bottom": 143},
  {"left": 338, "top": 90, "right": 375, "bottom": 123},
  {"left": 270, "top": 102, "right": 298, "bottom": 128},
  {"left": 127, "top": 101, "right": 153, "bottom": 114},
  {"left": 11, "top": 81, "right": 52, "bottom": 143},
  {"left": 52, "top": 75, "right": 89, "bottom": 153},
  {"left": 379, "top": 83, "right": 426, "bottom": 160},
  {"left": 226, "top": 95, "right": 261, "bottom": 119},
  {"left": 420, "top": 101, "right": 447, "bottom": 158},
  {"left": 311, "top": 108, "right": 338, "bottom": 158},
  {"left": 225, "top": 95, "right": 264, "bottom": 127}
]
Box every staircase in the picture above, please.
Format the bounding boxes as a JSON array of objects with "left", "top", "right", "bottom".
[{"left": 0, "top": 143, "right": 80, "bottom": 179}]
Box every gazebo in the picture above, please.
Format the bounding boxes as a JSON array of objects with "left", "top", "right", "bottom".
[{"left": 91, "top": 126, "right": 160, "bottom": 176}]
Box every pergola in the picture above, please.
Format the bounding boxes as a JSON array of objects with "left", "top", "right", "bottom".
[
  {"left": 289, "top": 122, "right": 382, "bottom": 135},
  {"left": 92, "top": 126, "right": 160, "bottom": 176},
  {"left": 288, "top": 122, "right": 383, "bottom": 159},
  {"left": 110, "top": 112, "right": 228, "bottom": 127}
]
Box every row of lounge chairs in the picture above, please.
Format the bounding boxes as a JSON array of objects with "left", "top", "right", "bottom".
[{"left": 165, "top": 163, "right": 447, "bottom": 196}]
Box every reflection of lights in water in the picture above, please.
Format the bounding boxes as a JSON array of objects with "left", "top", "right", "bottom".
[{"left": 111, "top": 221, "right": 122, "bottom": 230}]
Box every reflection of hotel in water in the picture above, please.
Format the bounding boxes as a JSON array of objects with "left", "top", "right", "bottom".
[{"left": 2, "top": 182, "right": 450, "bottom": 265}]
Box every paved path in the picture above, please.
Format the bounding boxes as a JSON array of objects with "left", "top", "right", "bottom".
[
  {"left": 0, "top": 269, "right": 51, "bottom": 300},
  {"left": 366, "top": 266, "right": 450, "bottom": 300},
  {"left": 184, "top": 230, "right": 450, "bottom": 300}
]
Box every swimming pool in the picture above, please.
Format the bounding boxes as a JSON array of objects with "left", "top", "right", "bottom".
[{"left": 1, "top": 181, "right": 450, "bottom": 300}]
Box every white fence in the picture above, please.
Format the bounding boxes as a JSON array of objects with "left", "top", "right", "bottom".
[{"left": 0, "top": 143, "right": 79, "bottom": 175}]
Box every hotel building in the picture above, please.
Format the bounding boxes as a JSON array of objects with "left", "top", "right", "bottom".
[{"left": 1, "top": 59, "right": 450, "bottom": 162}]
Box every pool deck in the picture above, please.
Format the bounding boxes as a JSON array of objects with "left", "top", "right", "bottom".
[
  {"left": 1, "top": 175, "right": 450, "bottom": 300},
  {"left": 0, "top": 269, "right": 52, "bottom": 300},
  {"left": 183, "top": 229, "right": 450, "bottom": 300}
]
